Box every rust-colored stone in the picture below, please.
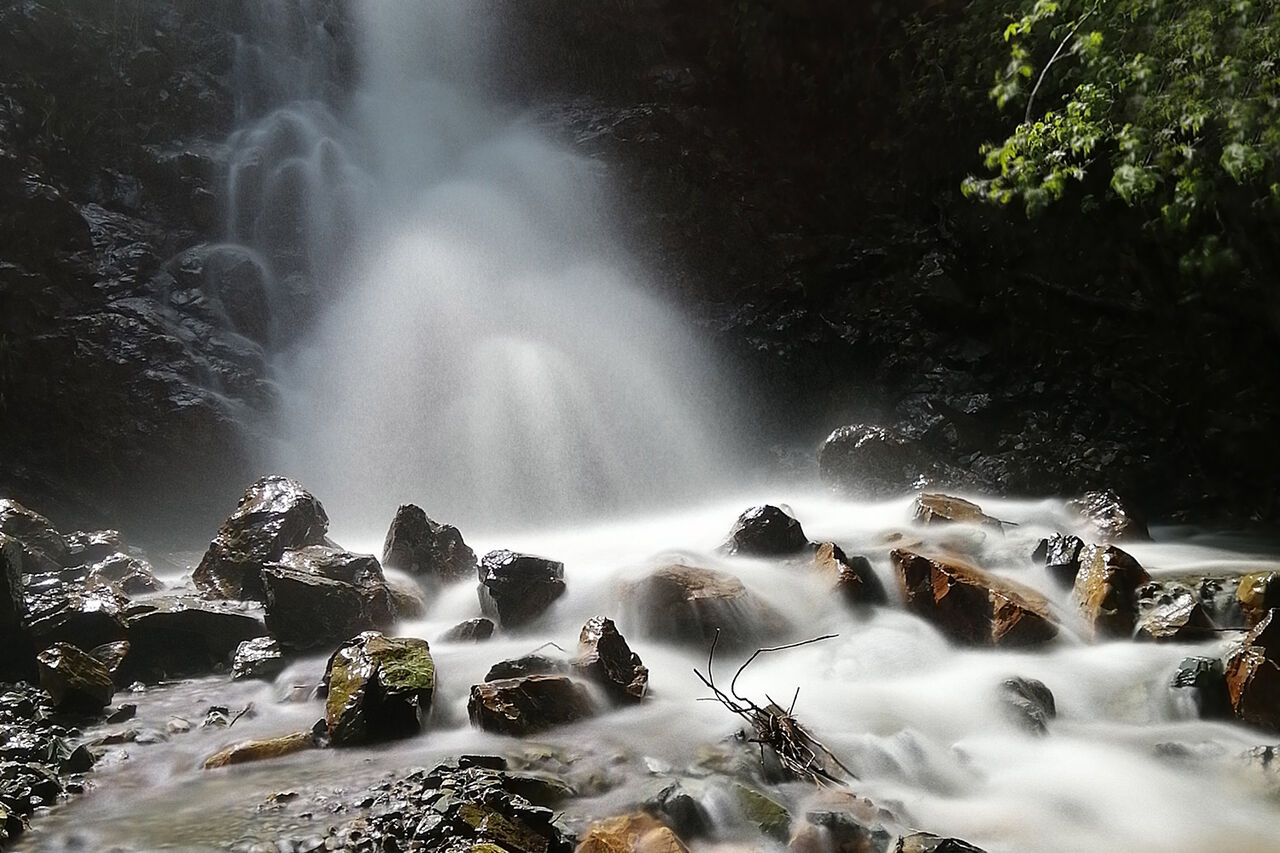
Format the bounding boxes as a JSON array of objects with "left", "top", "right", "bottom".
[
  {"left": 203, "top": 731, "right": 314, "bottom": 769},
  {"left": 913, "top": 494, "right": 1004, "bottom": 531},
  {"left": 1225, "top": 609, "right": 1280, "bottom": 730},
  {"left": 814, "top": 543, "right": 887, "bottom": 606},
  {"left": 892, "top": 550, "right": 1057, "bottom": 647},
  {"left": 576, "top": 813, "right": 690, "bottom": 853},
  {"left": 1071, "top": 545, "right": 1150, "bottom": 639}
]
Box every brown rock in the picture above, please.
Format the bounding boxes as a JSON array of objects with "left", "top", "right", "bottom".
[
  {"left": 1136, "top": 594, "right": 1216, "bottom": 642},
  {"left": 574, "top": 616, "right": 647, "bottom": 703},
  {"left": 203, "top": 731, "right": 315, "bottom": 769},
  {"left": 625, "top": 562, "right": 788, "bottom": 650},
  {"left": 381, "top": 504, "right": 476, "bottom": 583},
  {"left": 468, "top": 675, "right": 594, "bottom": 735},
  {"left": 576, "top": 813, "right": 689, "bottom": 853},
  {"left": 1067, "top": 490, "right": 1150, "bottom": 542},
  {"left": 1225, "top": 609, "right": 1280, "bottom": 730},
  {"left": 1238, "top": 571, "right": 1280, "bottom": 628},
  {"left": 814, "top": 543, "right": 887, "bottom": 606},
  {"left": 1071, "top": 545, "right": 1151, "bottom": 639},
  {"left": 37, "top": 642, "right": 115, "bottom": 710},
  {"left": 913, "top": 494, "right": 1003, "bottom": 531},
  {"left": 892, "top": 550, "right": 1058, "bottom": 647}
]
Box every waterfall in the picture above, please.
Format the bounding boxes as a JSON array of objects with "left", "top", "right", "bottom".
[{"left": 224, "top": 0, "right": 734, "bottom": 537}]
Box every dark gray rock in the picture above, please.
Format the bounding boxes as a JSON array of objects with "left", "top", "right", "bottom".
[
  {"left": 722, "top": 504, "right": 810, "bottom": 556},
  {"left": 194, "top": 476, "right": 330, "bottom": 600},
  {"left": 0, "top": 500, "right": 66, "bottom": 565},
  {"left": 123, "top": 596, "right": 266, "bottom": 681},
  {"left": 1170, "top": 656, "right": 1232, "bottom": 720},
  {"left": 60, "top": 530, "right": 124, "bottom": 568},
  {"left": 37, "top": 643, "right": 114, "bottom": 711},
  {"left": 86, "top": 552, "right": 163, "bottom": 596},
  {"left": 0, "top": 536, "right": 35, "bottom": 682},
  {"left": 573, "top": 616, "right": 647, "bottom": 704},
  {"left": 1067, "top": 489, "right": 1150, "bottom": 542},
  {"left": 477, "top": 550, "right": 566, "bottom": 629},
  {"left": 260, "top": 545, "right": 393, "bottom": 651},
  {"left": 998, "top": 677, "right": 1056, "bottom": 735},
  {"left": 232, "top": 637, "right": 286, "bottom": 681},
  {"left": 485, "top": 653, "right": 569, "bottom": 682},
  {"left": 895, "top": 831, "right": 988, "bottom": 853},
  {"left": 468, "top": 675, "right": 594, "bottom": 735},
  {"left": 1033, "top": 533, "right": 1086, "bottom": 587},
  {"left": 818, "top": 424, "right": 924, "bottom": 497},
  {"left": 440, "top": 618, "right": 495, "bottom": 643},
  {"left": 381, "top": 504, "right": 476, "bottom": 583},
  {"left": 23, "top": 578, "right": 127, "bottom": 653}
]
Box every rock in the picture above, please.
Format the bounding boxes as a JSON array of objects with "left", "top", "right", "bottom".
[
  {"left": 0, "top": 499, "right": 66, "bottom": 565},
  {"left": 381, "top": 504, "right": 477, "bottom": 583},
  {"left": 998, "top": 677, "right": 1056, "bottom": 735},
  {"left": 894, "top": 832, "right": 988, "bottom": 853},
  {"left": 468, "top": 675, "right": 594, "bottom": 735},
  {"left": 574, "top": 616, "right": 648, "bottom": 703},
  {"left": 733, "top": 783, "right": 791, "bottom": 842},
  {"left": 722, "top": 505, "right": 810, "bottom": 556},
  {"left": 323, "top": 632, "right": 435, "bottom": 746},
  {"left": 441, "top": 618, "right": 495, "bottom": 642},
  {"left": 625, "top": 562, "right": 788, "bottom": 650},
  {"left": 0, "top": 537, "right": 35, "bottom": 682},
  {"left": 1170, "top": 656, "right": 1232, "bottom": 720},
  {"left": 86, "top": 552, "right": 163, "bottom": 596},
  {"left": 913, "top": 494, "right": 1003, "bottom": 531},
  {"left": 892, "top": 550, "right": 1058, "bottom": 646},
  {"left": 1238, "top": 571, "right": 1280, "bottom": 628},
  {"left": 790, "top": 791, "right": 895, "bottom": 853},
  {"left": 61, "top": 530, "right": 124, "bottom": 568},
  {"left": 122, "top": 596, "right": 266, "bottom": 681},
  {"left": 37, "top": 643, "right": 114, "bottom": 710},
  {"left": 88, "top": 640, "right": 130, "bottom": 678},
  {"left": 384, "top": 572, "right": 428, "bottom": 620},
  {"left": 193, "top": 476, "right": 330, "bottom": 600},
  {"left": 1136, "top": 592, "right": 1216, "bottom": 642},
  {"left": 576, "top": 813, "right": 690, "bottom": 853},
  {"left": 1071, "top": 545, "right": 1151, "bottom": 639},
  {"left": 818, "top": 424, "right": 923, "bottom": 497},
  {"left": 643, "top": 781, "right": 712, "bottom": 840},
  {"left": 1067, "top": 490, "right": 1150, "bottom": 542},
  {"left": 203, "top": 731, "right": 315, "bottom": 769},
  {"left": 231, "top": 637, "right": 287, "bottom": 681},
  {"left": 477, "top": 550, "right": 566, "bottom": 629},
  {"left": 1225, "top": 609, "right": 1280, "bottom": 729},
  {"left": 486, "top": 653, "right": 570, "bottom": 682},
  {"left": 1033, "top": 533, "right": 1086, "bottom": 587},
  {"left": 261, "top": 547, "right": 394, "bottom": 651},
  {"left": 23, "top": 578, "right": 127, "bottom": 652},
  {"left": 814, "top": 543, "right": 887, "bottom": 606}
]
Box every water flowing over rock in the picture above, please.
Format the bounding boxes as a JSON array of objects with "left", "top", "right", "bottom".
[
  {"left": 194, "top": 476, "right": 331, "bottom": 600},
  {"left": 468, "top": 675, "right": 594, "bottom": 736},
  {"left": 441, "top": 618, "right": 495, "bottom": 643},
  {"left": 913, "top": 493, "right": 1004, "bottom": 531},
  {"left": 61, "top": 530, "right": 124, "bottom": 568},
  {"left": 261, "top": 545, "right": 394, "bottom": 651},
  {"left": 485, "top": 653, "right": 570, "bottom": 682},
  {"left": 85, "top": 553, "right": 163, "bottom": 596},
  {"left": 1225, "top": 609, "right": 1280, "bottom": 730},
  {"left": 573, "top": 616, "right": 648, "bottom": 703},
  {"left": 1032, "top": 533, "right": 1086, "bottom": 587},
  {"left": 892, "top": 550, "right": 1058, "bottom": 647},
  {"left": 789, "top": 790, "right": 896, "bottom": 853},
  {"left": 1170, "top": 656, "right": 1232, "bottom": 720},
  {"left": 625, "top": 562, "right": 789, "bottom": 650},
  {"left": 477, "top": 550, "right": 567, "bottom": 629},
  {"left": 813, "top": 542, "right": 888, "bottom": 606},
  {"left": 381, "top": 504, "right": 477, "bottom": 584},
  {"left": 231, "top": 637, "right": 286, "bottom": 681},
  {"left": 998, "top": 677, "right": 1057, "bottom": 735},
  {"left": 203, "top": 731, "right": 316, "bottom": 770},
  {"left": 576, "top": 812, "right": 690, "bottom": 853},
  {"left": 818, "top": 424, "right": 923, "bottom": 496},
  {"left": 1238, "top": 571, "right": 1280, "bottom": 629},
  {"left": 1067, "top": 490, "right": 1150, "bottom": 542},
  {"left": 1071, "top": 544, "right": 1151, "bottom": 639},
  {"left": 36, "top": 643, "right": 114, "bottom": 711},
  {"left": 323, "top": 632, "right": 436, "bottom": 746},
  {"left": 1135, "top": 592, "right": 1216, "bottom": 642},
  {"left": 122, "top": 596, "right": 266, "bottom": 681},
  {"left": 721, "top": 505, "right": 811, "bottom": 557},
  {"left": 894, "top": 832, "right": 988, "bottom": 853}
]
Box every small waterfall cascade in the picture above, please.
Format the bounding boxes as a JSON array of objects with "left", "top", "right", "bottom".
[{"left": 221, "top": 0, "right": 734, "bottom": 535}]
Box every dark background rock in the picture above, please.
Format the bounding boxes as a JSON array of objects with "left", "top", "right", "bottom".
[
  {"left": 381, "top": 504, "right": 477, "bottom": 584},
  {"left": 477, "top": 550, "right": 567, "bottom": 629}
]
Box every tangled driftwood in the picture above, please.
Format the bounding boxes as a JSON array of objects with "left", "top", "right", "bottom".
[{"left": 694, "top": 630, "right": 855, "bottom": 786}]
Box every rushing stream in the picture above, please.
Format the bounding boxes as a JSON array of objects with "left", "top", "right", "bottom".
[{"left": 12, "top": 492, "right": 1280, "bottom": 852}]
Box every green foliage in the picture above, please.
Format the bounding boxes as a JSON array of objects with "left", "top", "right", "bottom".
[{"left": 964, "top": 0, "right": 1280, "bottom": 270}]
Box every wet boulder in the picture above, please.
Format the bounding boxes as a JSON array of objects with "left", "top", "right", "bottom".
[
  {"left": 1032, "top": 533, "right": 1086, "bottom": 587},
  {"left": 733, "top": 783, "right": 792, "bottom": 842},
  {"left": 625, "top": 562, "right": 789, "bottom": 650},
  {"left": 892, "top": 550, "right": 1058, "bottom": 646},
  {"left": 469, "top": 675, "right": 594, "bottom": 735},
  {"left": 573, "top": 616, "right": 648, "bottom": 703},
  {"left": 0, "top": 500, "right": 66, "bottom": 566},
  {"left": 485, "top": 653, "right": 570, "bottom": 682},
  {"left": 440, "top": 617, "right": 495, "bottom": 642},
  {"left": 1170, "top": 656, "right": 1232, "bottom": 720},
  {"left": 122, "top": 596, "right": 266, "bottom": 681},
  {"left": 384, "top": 573, "right": 427, "bottom": 620},
  {"left": 0, "top": 537, "right": 35, "bottom": 681},
  {"left": 323, "top": 631, "right": 436, "bottom": 746},
  {"left": 913, "top": 493, "right": 1003, "bottom": 531},
  {"left": 1238, "top": 571, "right": 1280, "bottom": 629},
  {"left": 203, "top": 731, "right": 315, "bottom": 769},
  {"left": 231, "top": 637, "right": 286, "bottom": 681},
  {"left": 643, "top": 780, "right": 712, "bottom": 840},
  {"left": 381, "top": 503, "right": 476, "bottom": 583},
  {"left": 88, "top": 640, "right": 130, "bottom": 680},
  {"left": 789, "top": 790, "right": 896, "bottom": 853},
  {"left": 23, "top": 578, "right": 127, "bottom": 652},
  {"left": 477, "top": 550, "right": 566, "bottom": 629},
  {"left": 895, "top": 832, "right": 988, "bottom": 853},
  {"left": 60, "top": 530, "right": 124, "bottom": 568},
  {"left": 722, "top": 505, "right": 810, "bottom": 557},
  {"left": 1225, "top": 609, "right": 1280, "bottom": 729},
  {"left": 193, "top": 475, "right": 330, "bottom": 600},
  {"left": 1136, "top": 592, "right": 1216, "bottom": 642},
  {"left": 814, "top": 543, "right": 887, "bottom": 606},
  {"left": 576, "top": 812, "right": 690, "bottom": 853},
  {"left": 818, "top": 424, "right": 923, "bottom": 497},
  {"left": 1071, "top": 545, "right": 1151, "bottom": 639},
  {"left": 1067, "top": 490, "right": 1150, "bottom": 542},
  {"left": 86, "top": 553, "right": 163, "bottom": 596},
  {"left": 998, "top": 677, "right": 1056, "bottom": 735},
  {"left": 37, "top": 643, "right": 114, "bottom": 711},
  {"left": 261, "top": 546, "right": 394, "bottom": 651}
]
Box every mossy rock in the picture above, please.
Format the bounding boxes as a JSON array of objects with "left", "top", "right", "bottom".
[
  {"left": 324, "top": 631, "right": 435, "bottom": 746},
  {"left": 732, "top": 783, "right": 791, "bottom": 842}
]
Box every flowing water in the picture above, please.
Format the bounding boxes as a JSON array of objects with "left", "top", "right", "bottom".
[
  {"left": 13, "top": 492, "right": 1280, "bottom": 852},
  {"left": 16, "top": 2, "right": 1280, "bottom": 851}
]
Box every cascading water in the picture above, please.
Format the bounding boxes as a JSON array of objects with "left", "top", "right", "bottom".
[{"left": 224, "top": 0, "right": 735, "bottom": 536}]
